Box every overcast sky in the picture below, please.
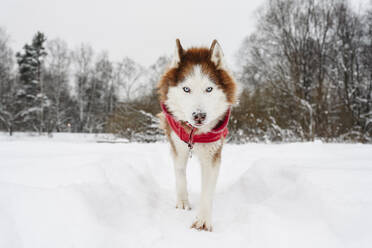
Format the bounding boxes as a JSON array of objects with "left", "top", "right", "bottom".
[{"left": 0, "top": 0, "right": 369, "bottom": 68}]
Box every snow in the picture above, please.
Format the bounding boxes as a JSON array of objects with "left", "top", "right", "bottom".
[{"left": 0, "top": 133, "right": 372, "bottom": 248}]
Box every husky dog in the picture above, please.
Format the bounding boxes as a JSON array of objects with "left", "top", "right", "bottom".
[{"left": 158, "top": 39, "right": 237, "bottom": 231}]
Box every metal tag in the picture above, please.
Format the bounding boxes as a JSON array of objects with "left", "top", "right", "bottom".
[{"left": 189, "top": 148, "right": 193, "bottom": 158}]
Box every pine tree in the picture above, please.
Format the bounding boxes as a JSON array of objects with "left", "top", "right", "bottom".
[{"left": 15, "top": 31, "right": 48, "bottom": 132}]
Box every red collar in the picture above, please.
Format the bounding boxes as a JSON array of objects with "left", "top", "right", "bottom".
[{"left": 161, "top": 103, "right": 230, "bottom": 149}]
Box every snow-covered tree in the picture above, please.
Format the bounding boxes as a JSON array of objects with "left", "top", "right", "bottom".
[
  {"left": 15, "top": 31, "right": 48, "bottom": 132},
  {"left": 236, "top": 0, "right": 372, "bottom": 142},
  {"left": 331, "top": 1, "right": 372, "bottom": 137}
]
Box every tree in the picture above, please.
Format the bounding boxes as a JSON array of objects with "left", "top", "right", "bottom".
[
  {"left": 114, "top": 57, "right": 145, "bottom": 102},
  {"left": 86, "top": 52, "right": 114, "bottom": 132},
  {"left": 144, "top": 55, "right": 170, "bottom": 112},
  {"left": 106, "top": 56, "right": 170, "bottom": 141},
  {"left": 236, "top": 0, "right": 372, "bottom": 142},
  {"left": 362, "top": 5, "right": 372, "bottom": 135},
  {"left": 0, "top": 28, "right": 17, "bottom": 135},
  {"left": 72, "top": 43, "right": 94, "bottom": 132},
  {"left": 43, "top": 38, "right": 73, "bottom": 132},
  {"left": 15, "top": 31, "right": 48, "bottom": 132}
]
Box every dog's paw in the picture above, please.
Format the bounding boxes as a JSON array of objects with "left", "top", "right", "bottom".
[
  {"left": 175, "top": 200, "right": 191, "bottom": 210},
  {"left": 191, "top": 216, "right": 213, "bottom": 232}
]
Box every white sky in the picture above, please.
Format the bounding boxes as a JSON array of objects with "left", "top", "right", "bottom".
[{"left": 0, "top": 0, "right": 369, "bottom": 68}]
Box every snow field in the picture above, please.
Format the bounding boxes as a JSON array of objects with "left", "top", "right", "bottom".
[{"left": 0, "top": 134, "right": 371, "bottom": 248}]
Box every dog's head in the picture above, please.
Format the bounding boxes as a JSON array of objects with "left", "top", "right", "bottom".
[{"left": 158, "top": 39, "right": 237, "bottom": 128}]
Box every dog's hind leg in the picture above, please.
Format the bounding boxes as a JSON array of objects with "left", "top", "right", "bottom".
[{"left": 170, "top": 133, "right": 191, "bottom": 210}]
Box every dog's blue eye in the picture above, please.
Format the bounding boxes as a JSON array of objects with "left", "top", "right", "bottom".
[
  {"left": 183, "top": 87, "right": 191, "bottom": 93},
  {"left": 206, "top": 87, "right": 213, "bottom": 93}
]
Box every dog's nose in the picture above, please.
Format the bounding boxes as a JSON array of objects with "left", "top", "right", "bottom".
[{"left": 192, "top": 112, "right": 206, "bottom": 122}]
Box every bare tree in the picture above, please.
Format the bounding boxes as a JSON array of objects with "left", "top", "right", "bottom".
[
  {"left": 44, "top": 38, "right": 72, "bottom": 132},
  {"left": 0, "top": 28, "right": 16, "bottom": 135},
  {"left": 114, "top": 57, "right": 145, "bottom": 102},
  {"left": 236, "top": 0, "right": 372, "bottom": 142},
  {"left": 72, "top": 43, "right": 94, "bottom": 132},
  {"left": 85, "top": 51, "right": 115, "bottom": 132}
]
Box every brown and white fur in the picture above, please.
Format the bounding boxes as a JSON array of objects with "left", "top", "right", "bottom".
[{"left": 157, "top": 39, "right": 237, "bottom": 231}]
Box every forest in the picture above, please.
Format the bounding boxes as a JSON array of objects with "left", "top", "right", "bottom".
[{"left": 1, "top": 0, "right": 371, "bottom": 143}]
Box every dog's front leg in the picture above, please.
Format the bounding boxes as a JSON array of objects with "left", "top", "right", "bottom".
[
  {"left": 192, "top": 145, "right": 221, "bottom": 231},
  {"left": 171, "top": 138, "right": 191, "bottom": 210}
]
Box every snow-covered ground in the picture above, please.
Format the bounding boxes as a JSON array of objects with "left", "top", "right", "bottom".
[{"left": 0, "top": 133, "right": 371, "bottom": 248}]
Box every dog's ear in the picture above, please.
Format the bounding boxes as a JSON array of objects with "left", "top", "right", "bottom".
[
  {"left": 210, "top": 40, "right": 226, "bottom": 69},
  {"left": 169, "top": 39, "right": 184, "bottom": 68}
]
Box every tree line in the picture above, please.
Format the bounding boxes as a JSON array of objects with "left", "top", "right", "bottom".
[
  {"left": 0, "top": 29, "right": 168, "bottom": 139},
  {"left": 234, "top": 0, "right": 372, "bottom": 142},
  {"left": 1, "top": 0, "right": 372, "bottom": 143}
]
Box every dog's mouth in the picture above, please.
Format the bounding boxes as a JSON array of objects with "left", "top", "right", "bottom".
[
  {"left": 190, "top": 113, "right": 208, "bottom": 128},
  {"left": 192, "top": 120, "right": 206, "bottom": 128}
]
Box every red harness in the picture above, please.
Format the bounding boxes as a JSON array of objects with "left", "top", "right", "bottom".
[{"left": 161, "top": 103, "right": 230, "bottom": 149}]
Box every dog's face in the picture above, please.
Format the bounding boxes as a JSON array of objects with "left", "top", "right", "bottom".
[
  {"left": 166, "top": 64, "right": 229, "bottom": 127},
  {"left": 158, "top": 40, "right": 237, "bottom": 128}
]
